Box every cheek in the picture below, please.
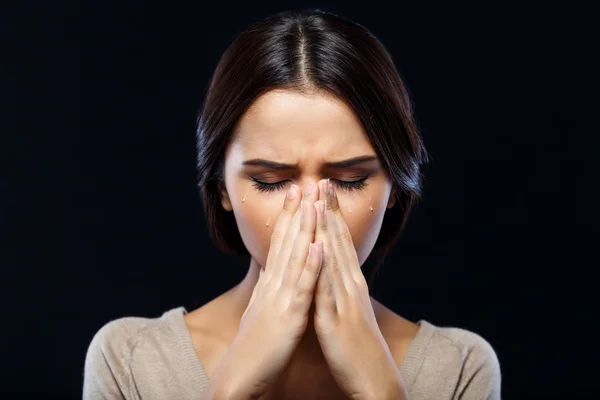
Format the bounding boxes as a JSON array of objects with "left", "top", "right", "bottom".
[
  {"left": 338, "top": 190, "right": 389, "bottom": 267},
  {"left": 231, "top": 197, "right": 284, "bottom": 267},
  {"left": 345, "top": 209, "right": 385, "bottom": 267}
]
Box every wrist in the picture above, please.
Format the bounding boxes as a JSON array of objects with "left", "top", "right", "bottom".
[
  {"left": 209, "top": 365, "right": 259, "bottom": 400},
  {"left": 209, "top": 381, "right": 249, "bottom": 400},
  {"left": 361, "top": 365, "right": 408, "bottom": 400},
  {"left": 384, "top": 387, "right": 409, "bottom": 400},
  {"left": 381, "top": 373, "right": 409, "bottom": 400}
]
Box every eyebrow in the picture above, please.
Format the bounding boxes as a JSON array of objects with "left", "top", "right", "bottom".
[{"left": 242, "top": 155, "right": 379, "bottom": 170}]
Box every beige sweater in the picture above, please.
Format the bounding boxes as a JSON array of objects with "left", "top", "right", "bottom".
[{"left": 83, "top": 307, "right": 501, "bottom": 399}]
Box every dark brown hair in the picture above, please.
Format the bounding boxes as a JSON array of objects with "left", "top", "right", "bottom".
[{"left": 196, "top": 8, "right": 430, "bottom": 288}]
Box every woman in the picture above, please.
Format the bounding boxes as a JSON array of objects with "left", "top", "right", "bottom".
[{"left": 83, "top": 8, "right": 501, "bottom": 400}]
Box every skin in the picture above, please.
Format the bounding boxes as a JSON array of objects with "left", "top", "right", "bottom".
[
  {"left": 188, "top": 88, "right": 419, "bottom": 394},
  {"left": 222, "top": 89, "right": 395, "bottom": 271}
]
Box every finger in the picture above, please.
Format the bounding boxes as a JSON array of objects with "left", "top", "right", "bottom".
[
  {"left": 313, "top": 200, "right": 336, "bottom": 312},
  {"left": 325, "top": 178, "right": 339, "bottom": 212},
  {"left": 290, "top": 241, "right": 323, "bottom": 313},
  {"left": 316, "top": 196, "right": 346, "bottom": 308},
  {"left": 302, "top": 179, "right": 320, "bottom": 204},
  {"left": 264, "top": 184, "right": 302, "bottom": 277},
  {"left": 281, "top": 195, "right": 318, "bottom": 291},
  {"left": 272, "top": 181, "right": 317, "bottom": 284},
  {"left": 326, "top": 179, "right": 364, "bottom": 284},
  {"left": 323, "top": 179, "right": 355, "bottom": 292}
]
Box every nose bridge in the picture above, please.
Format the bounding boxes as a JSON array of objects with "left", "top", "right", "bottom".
[
  {"left": 294, "top": 157, "right": 328, "bottom": 192},
  {"left": 297, "top": 173, "right": 326, "bottom": 193}
]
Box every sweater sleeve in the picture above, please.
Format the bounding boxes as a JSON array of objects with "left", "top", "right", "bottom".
[
  {"left": 83, "top": 319, "right": 133, "bottom": 400},
  {"left": 456, "top": 335, "right": 502, "bottom": 400}
]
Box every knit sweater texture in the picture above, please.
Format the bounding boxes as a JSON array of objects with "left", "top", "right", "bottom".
[{"left": 83, "top": 307, "right": 501, "bottom": 399}]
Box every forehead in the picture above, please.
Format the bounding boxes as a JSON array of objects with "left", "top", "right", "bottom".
[{"left": 231, "top": 90, "right": 373, "bottom": 159}]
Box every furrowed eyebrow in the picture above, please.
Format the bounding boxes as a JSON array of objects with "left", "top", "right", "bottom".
[{"left": 242, "top": 155, "right": 378, "bottom": 170}]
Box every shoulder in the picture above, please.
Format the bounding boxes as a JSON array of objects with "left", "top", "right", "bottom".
[
  {"left": 412, "top": 321, "right": 502, "bottom": 399},
  {"left": 86, "top": 309, "right": 179, "bottom": 363},
  {"left": 430, "top": 323, "right": 500, "bottom": 366},
  {"left": 83, "top": 307, "right": 186, "bottom": 399}
]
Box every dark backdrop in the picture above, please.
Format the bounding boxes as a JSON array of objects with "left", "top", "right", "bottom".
[{"left": 9, "top": 2, "right": 600, "bottom": 399}]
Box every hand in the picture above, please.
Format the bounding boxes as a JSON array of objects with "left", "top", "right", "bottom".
[
  {"left": 311, "top": 179, "right": 409, "bottom": 400},
  {"left": 210, "top": 183, "right": 323, "bottom": 400}
]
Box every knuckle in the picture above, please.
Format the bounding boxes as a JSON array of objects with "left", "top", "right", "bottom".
[
  {"left": 286, "top": 298, "right": 302, "bottom": 315},
  {"left": 296, "top": 229, "right": 312, "bottom": 246},
  {"left": 330, "top": 256, "right": 340, "bottom": 271},
  {"left": 320, "top": 218, "right": 328, "bottom": 231},
  {"left": 287, "top": 252, "right": 301, "bottom": 266},
  {"left": 355, "top": 276, "right": 369, "bottom": 295},
  {"left": 338, "top": 229, "right": 352, "bottom": 244},
  {"left": 295, "top": 280, "right": 309, "bottom": 296},
  {"left": 282, "top": 198, "right": 296, "bottom": 211},
  {"left": 261, "top": 271, "right": 274, "bottom": 286},
  {"left": 314, "top": 200, "right": 324, "bottom": 214},
  {"left": 335, "top": 234, "right": 344, "bottom": 248},
  {"left": 342, "top": 228, "right": 353, "bottom": 242},
  {"left": 270, "top": 231, "right": 282, "bottom": 245},
  {"left": 298, "top": 217, "right": 307, "bottom": 231},
  {"left": 307, "top": 247, "right": 319, "bottom": 265},
  {"left": 271, "top": 232, "right": 281, "bottom": 246}
]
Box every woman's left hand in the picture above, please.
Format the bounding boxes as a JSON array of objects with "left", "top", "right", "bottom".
[{"left": 312, "top": 179, "right": 409, "bottom": 400}]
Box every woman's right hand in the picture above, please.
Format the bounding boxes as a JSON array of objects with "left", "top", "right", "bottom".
[{"left": 209, "top": 182, "right": 323, "bottom": 400}]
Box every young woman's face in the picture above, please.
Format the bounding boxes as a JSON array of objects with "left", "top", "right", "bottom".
[{"left": 219, "top": 89, "right": 396, "bottom": 269}]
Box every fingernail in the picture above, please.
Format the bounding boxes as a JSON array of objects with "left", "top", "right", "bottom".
[
  {"left": 287, "top": 185, "right": 298, "bottom": 199},
  {"left": 323, "top": 180, "right": 329, "bottom": 196},
  {"left": 304, "top": 181, "right": 314, "bottom": 195},
  {"left": 301, "top": 200, "right": 306, "bottom": 215},
  {"left": 327, "top": 179, "right": 334, "bottom": 198}
]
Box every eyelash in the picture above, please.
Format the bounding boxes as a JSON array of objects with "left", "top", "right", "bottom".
[{"left": 251, "top": 176, "right": 370, "bottom": 193}]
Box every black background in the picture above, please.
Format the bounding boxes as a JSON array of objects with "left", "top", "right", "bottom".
[{"left": 9, "top": 2, "right": 600, "bottom": 399}]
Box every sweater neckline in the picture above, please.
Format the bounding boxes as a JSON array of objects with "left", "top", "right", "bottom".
[
  {"left": 168, "top": 306, "right": 210, "bottom": 391},
  {"left": 166, "top": 306, "right": 435, "bottom": 393}
]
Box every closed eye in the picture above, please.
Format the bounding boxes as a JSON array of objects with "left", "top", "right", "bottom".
[{"left": 250, "top": 176, "right": 370, "bottom": 193}]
